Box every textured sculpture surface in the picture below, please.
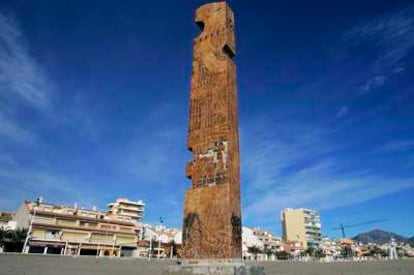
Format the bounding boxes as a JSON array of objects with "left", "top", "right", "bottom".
[{"left": 182, "top": 2, "right": 242, "bottom": 260}]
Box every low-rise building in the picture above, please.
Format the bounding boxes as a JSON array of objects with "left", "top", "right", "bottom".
[
  {"left": 252, "top": 227, "right": 283, "bottom": 257},
  {"left": 242, "top": 227, "right": 283, "bottom": 261},
  {"left": 14, "top": 198, "right": 143, "bottom": 257},
  {"left": 139, "top": 225, "right": 182, "bottom": 259},
  {"left": 242, "top": 227, "right": 264, "bottom": 260},
  {"left": 285, "top": 240, "right": 303, "bottom": 260},
  {"left": 0, "top": 211, "right": 16, "bottom": 230},
  {"left": 320, "top": 237, "right": 341, "bottom": 260}
]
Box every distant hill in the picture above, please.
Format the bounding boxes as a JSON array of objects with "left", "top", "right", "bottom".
[{"left": 352, "top": 229, "right": 413, "bottom": 245}]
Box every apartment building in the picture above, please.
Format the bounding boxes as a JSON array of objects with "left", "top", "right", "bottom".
[
  {"left": 107, "top": 198, "right": 145, "bottom": 222},
  {"left": 14, "top": 198, "right": 143, "bottom": 256},
  {"left": 281, "top": 208, "right": 322, "bottom": 249}
]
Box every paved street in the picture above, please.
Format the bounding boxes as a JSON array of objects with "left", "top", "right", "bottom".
[{"left": 1, "top": 254, "right": 413, "bottom": 275}]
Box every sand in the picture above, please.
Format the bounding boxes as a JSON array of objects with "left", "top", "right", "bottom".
[{"left": 0, "top": 254, "right": 413, "bottom": 275}]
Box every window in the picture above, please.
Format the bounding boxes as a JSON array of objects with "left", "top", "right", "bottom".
[{"left": 45, "top": 231, "right": 59, "bottom": 239}]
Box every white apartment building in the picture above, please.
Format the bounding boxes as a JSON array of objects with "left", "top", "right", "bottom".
[{"left": 107, "top": 198, "right": 145, "bottom": 222}]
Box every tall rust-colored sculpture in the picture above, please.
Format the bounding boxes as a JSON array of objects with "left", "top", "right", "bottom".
[{"left": 182, "top": 2, "right": 242, "bottom": 260}]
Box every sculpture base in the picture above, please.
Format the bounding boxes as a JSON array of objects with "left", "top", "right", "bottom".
[{"left": 164, "top": 259, "right": 265, "bottom": 275}]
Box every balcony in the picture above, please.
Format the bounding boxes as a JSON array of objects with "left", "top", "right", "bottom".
[
  {"left": 117, "top": 205, "right": 144, "bottom": 211},
  {"left": 34, "top": 216, "right": 56, "bottom": 225}
]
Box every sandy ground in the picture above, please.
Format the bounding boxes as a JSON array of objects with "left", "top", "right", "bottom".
[
  {"left": 1, "top": 254, "right": 413, "bottom": 275},
  {"left": 260, "top": 260, "right": 414, "bottom": 275}
]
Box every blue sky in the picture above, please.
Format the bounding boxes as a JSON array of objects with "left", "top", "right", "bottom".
[{"left": 0, "top": 0, "right": 413, "bottom": 238}]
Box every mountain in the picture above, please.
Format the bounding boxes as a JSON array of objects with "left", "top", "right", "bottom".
[{"left": 352, "top": 229, "right": 413, "bottom": 245}]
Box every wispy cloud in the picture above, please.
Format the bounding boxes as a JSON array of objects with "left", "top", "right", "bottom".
[
  {"left": 392, "top": 67, "right": 405, "bottom": 74},
  {"left": 360, "top": 75, "right": 387, "bottom": 94},
  {"left": 117, "top": 103, "right": 186, "bottom": 186},
  {"left": 241, "top": 118, "right": 335, "bottom": 196},
  {"left": 342, "top": 4, "right": 414, "bottom": 93},
  {"left": 241, "top": 117, "right": 414, "bottom": 223},
  {"left": 0, "top": 152, "right": 101, "bottom": 210},
  {"left": 0, "top": 12, "right": 110, "bottom": 213},
  {"left": 0, "top": 12, "right": 105, "bottom": 142},
  {"left": 59, "top": 90, "right": 104, "bottom": 140},
  {"left": 336, "top": 105, "right": 349, "bottom": 118},
  {"left": 0, "top": 111, "right": 33, "bottom": 142},
  {"left": 0, "top": 12, "right": 53, "bottom": 144},
  {"left": 380, "top": 140, "right": 414, "bottom": 151},
  {"left": 0, "top": 13, "right": 53, "bottom": 110}
]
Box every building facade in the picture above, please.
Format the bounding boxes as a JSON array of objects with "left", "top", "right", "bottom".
[
  {"left": 251, "top": 227, "right": 283, "bottom": 255},
  {"left": 281, "top": 208, "right": 322, "bottom": 249},
  {"left": 107, "top": 198, "right": 145, "bottom": 222},
  {"left": 0, "top": 211, "right": 15, "bottom": 230},
  {"left": 14, "top": 198, "right": 143, "bottom": 256}
]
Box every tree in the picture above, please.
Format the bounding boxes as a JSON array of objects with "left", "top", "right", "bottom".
[
  {"left": 248, "top": 245, "right": 263, "bottom": 260},
  {"left": 0, "top": 227, "right": 12, "bottom": 252},
  {"left": 341, "top": 246, "right": 353, "bottom": 259},
  {"left": 275, "top": 251, "right": 289, "bottom": 260},
  {"left": 304, "top": 247, "right": 325, "bottom": 259},
  {"left": 165, "top": 240, "right": 178, "bottom": 258},
  {"left": 363, "top": 245, "right": 387, "bottom": 259},
  {"left": 313, "top": 248, "right": 325, "bottom": 259},
  {"left": 305, "top": 247, "right": 314, "bottom": 256},
  {"left": 264, "top": 247, "right": 273, "bottom": 260},
  {"left": 11, "top": 228, "right": 27, "bottom": 242},
  {"left": 6, "top": 228, "right": 27, "bottom": 252}
]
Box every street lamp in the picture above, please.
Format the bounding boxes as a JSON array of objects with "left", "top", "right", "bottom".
[
  {"left": 148, "top": 232, "right": 152, "bottom": 261},
  {"left": 22, "top": 200, "right": 39, "bottom": 254},
  {"left": 157, "top": 217, "right": 163, "bottom": 259}
]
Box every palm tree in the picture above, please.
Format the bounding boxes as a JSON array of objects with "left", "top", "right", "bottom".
[
  {"left": 11, "top": 228, "right": 27, "bottom": 242},
  {"left": 0, "top": 227, "right": 12, "bottom": 252},
  {"left": 9, "top": 228, "right": 27, "bottom": 252}
]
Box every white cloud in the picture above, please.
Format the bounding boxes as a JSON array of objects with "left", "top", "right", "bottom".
[
  {"left": 241, "top": 118, "right": 334, "bottom": 191},
  {"left": 0, "top": 13, "right": 53, "bottom": 110},
  {"left": 0, "top": 155, "right": 100, "bottom": 211},
  {"left": 120, "top": 126, "right": 184, "bottom": 185},
  {"left": 0, "top": 13, "right": 104, "bottom": 143},
  {"left": 0, "top": 111, "right": 33, "bottom": 142},
  {"left": 115, "top": 103, "right": 186, "bottom": 187},
  {"left": 0, "top": 12, "right": 53, "bottom": 144},
  {"left": 241, "top": 117, "right": 414, "bottom": 223},
  {"left": 244, "top": 170, "right": 414, "bottom": 221},
  {"left": 342, "top": 4, "right": 414, "bottom": 93}
]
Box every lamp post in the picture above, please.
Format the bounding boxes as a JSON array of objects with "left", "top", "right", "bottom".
[
  {"left": 170, "top": 241, "right": 174, "bottom": 259},
  {"left": 148, "top": 235, "right": 152, "bottom": 261},
  {"left": 22, "top": 202, "right": 39, "bottom": 254},
  {"left": 157, "top": 217, "right": 163, "bottom": 259}
]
